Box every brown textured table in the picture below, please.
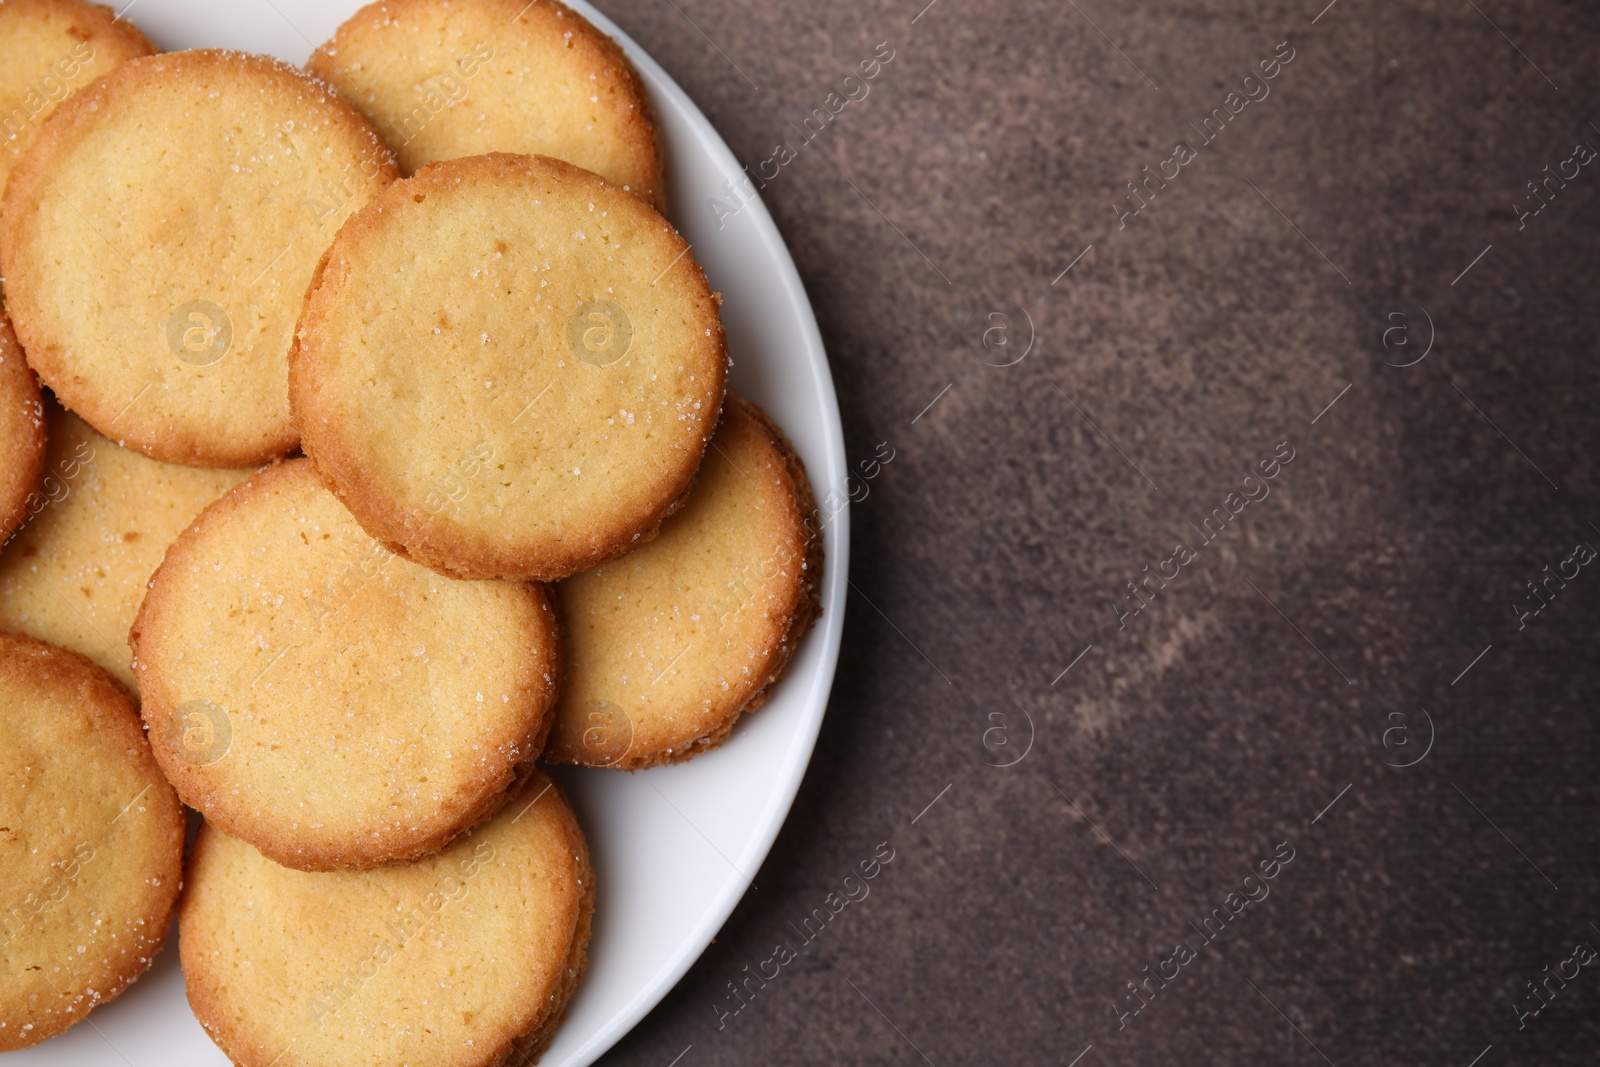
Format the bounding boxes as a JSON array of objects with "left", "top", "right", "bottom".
[{"left": 592, "top": 1, "right": 1600, "bottom": 1063}]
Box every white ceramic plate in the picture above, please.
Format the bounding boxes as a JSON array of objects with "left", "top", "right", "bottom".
[{"left": 2, "top": 2, "right": 847, "bottom": 1064}]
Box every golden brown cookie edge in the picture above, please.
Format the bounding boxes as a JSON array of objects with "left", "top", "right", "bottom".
[{"left": 0, "top": 310, "right": 46, "bottom": 547}]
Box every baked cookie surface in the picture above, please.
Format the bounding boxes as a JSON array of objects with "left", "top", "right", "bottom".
[
  {"left": 292, "top": 152, "right": 726, "bottom": 581},
  {"left": 0, "top": 632, "right": 185, "bottom": 1051},
  {"left": 0, "top": 399, "right": 250, "bottom": 691},
  {"left": 0, "top": 308, "right": 45, "bottom": 546},
  {"left": 545, "top": 392, "right": 821, "bottom": 769},
  {"left": 0, "top": 0, "right": 154, "bottom": 210},
  {"left": 181, "top": 769, "right": 593, "bottom": 1067},
  {"left": 130, "top": 458, "right": 561, "bottom": 870},
  {"left": 309, "top": 0, "right": 664, "bottom": 209},
  {"left": 0, "top": 49, "right": 398, "bottom": 467}
]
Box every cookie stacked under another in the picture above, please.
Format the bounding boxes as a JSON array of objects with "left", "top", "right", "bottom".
[
  {"left": 181, "top": 770, "right": 593, "bottom": 1067},
  {"left": 0, "top": 399, "right": 251, "bottom": 690},
  {"left": 546, "top": 392, "right": 822, "bottom": 769},
  {"left": 0, "top": 308, "right": 44, "bottom": 546},
  {"left": 0, "top": 632, "right": 185, "bottom": 1051},
  {"left": 0, "top": 0, "right": 154, "bottom": 215},
  {"left": 308, "top": 0, "right": 665, "bottom": 209}
]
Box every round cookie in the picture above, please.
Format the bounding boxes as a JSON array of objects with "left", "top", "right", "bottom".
[
  {"left": 291, "top": 152, "right": 726, "bottom": 582},
  {"left": 0, "top": 307, "right": 46, "bottom": 546},
  {"left": 181, "top": 770, "right": 593, "bottom": 1067},
  {"left": 0, "top": 632, "right": 185, "bottom": 1052},
  {"left": 0, "top": 398, "right": 251, "bottom": 692},
  {"left": 0, "top": 49, "right": 399, "bottom": 468},
  {"left": 545, "top": 392, "right": 821, "bottom": 769},
  {"left": 0, "top": 0, "right": 154, "bottom": 210},
  {"left": 308, "top": 0, "right": 664, "bottom": 210},
  {"left": 130, "top": 458, "right": 561, "bottom": 871}
]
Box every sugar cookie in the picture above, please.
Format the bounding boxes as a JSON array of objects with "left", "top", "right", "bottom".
[
  {"left": 0, "top": 398, "right": 250, "bottom": 691},
  {"left": 131, "top": 459, "right": 560, "bottom": 870},
  {"left": 309, "top": 0, "right": 664, "bottom": 209},
  {"left": 0, "top": 0, "right": 154, "bottom": 212},
  {"left": 180, "top": 770, "right": 592, "bottom": 1067},
  {"left": 0, "top": 632, "right": 184, "bottom": 1051},
  {"left": 0, "top": 308, "right": 45, "bottom": 546},
  {"left": 1, "top": 49, "right": 398, "bottom": 467},
  {"left": 291, "top": 152, "right": 725, "bottom": 581},
  {"left": 545, "top": 392, "right": 821, "bottom": 769}
]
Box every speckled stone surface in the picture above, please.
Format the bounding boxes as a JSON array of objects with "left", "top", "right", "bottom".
[{"left": 594, "top": 1, "right": 1600, "bottom": 1063}]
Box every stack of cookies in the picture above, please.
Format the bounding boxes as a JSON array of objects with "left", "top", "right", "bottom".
[{"left": 0, "top": 1, "right": 823, "bottom": 1063}]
